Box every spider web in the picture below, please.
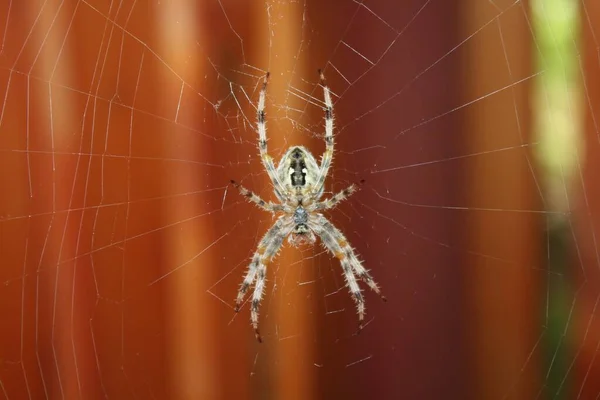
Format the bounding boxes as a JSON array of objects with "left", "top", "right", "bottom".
[{"left": 0, "top": 0, "right": 598, "bottom": 398}]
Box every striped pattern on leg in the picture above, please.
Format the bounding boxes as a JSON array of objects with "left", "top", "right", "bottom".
[
  {"left": 310, "top": 217, "right": 367, "bottom": 330},
  {"left": 230, "top": 180, "right": 285, "bottom": 212},
  {"left": 314, "top": 69, "right": 335, "bottom": 195},
  {"left": 256, "top": 72, "right": 286, "bottom": 201},
  {"left": 235, "top": 216, "right": 293, "bottom": 342},
  {"left": 316, "top": 214, "right": 386, "bottom": 301},
  {"left": 312, "top": 183, "right": 358, "bottom": 211}
]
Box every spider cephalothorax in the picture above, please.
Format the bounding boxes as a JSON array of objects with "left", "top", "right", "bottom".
[
  {"left": 231, "top": 71, "right": 386, "bottom": 343},
  {"left": 289, "top": 205, "right": 315, "bottom": 247}
]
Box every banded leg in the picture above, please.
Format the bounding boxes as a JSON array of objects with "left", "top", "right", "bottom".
[
  {"left": 235, "top": 216, "right": 293, "bottom": 342},
  {"left": 317, "top": 215, "right": 387, "bottom": 301},
  {"left": 256, "top": 72, "right": 286, "bottom": 201},
  {"left": 314, "top": 69, "right": 335, "bottom": 196},
  {"left": 234, "top": 257, "right": 259, "bottom": 311},
  {"left": 230, "top": 180, "right": 285, "bottom": 213},
  {"left": 311, "top": 218, "right": 366, "bottom": 330},
  {"left": 317, "top": 215, "right": 386, "bottom": 301},
  {"left": 311, "top": 182, "right": 361, "bottom": 211},
  {"left": 234, "top": 218, "right": 289, "bottom": 310}
]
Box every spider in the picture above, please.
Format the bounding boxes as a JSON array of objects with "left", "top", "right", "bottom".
[{"left": 231, "top": 70, "right": 386, "bottom": 343}]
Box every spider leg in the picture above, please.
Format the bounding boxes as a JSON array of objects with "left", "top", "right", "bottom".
[
  {"left": 234, "top": 258, "right": 259, "bottom": 311},
  {"left": 317, "top": 214, "right": 386, "bottom": 301},
  {"left": 235, "top": 216, "right": 293, "bottom": 342},
  {"left": 256, "top": 72, "right": 287, "bottom": 201},
  {"left": 314, "top": 69, "right": 334, "bottom": 196},
  {"left": 310, "top": 215, "right": 386, "bottom": 331},
  {"left": 311, "top": 181, "right": 363, "bottom": 211},
  {"left": 310, "top": 218, "right": 366, "bottom": 330},
  {"left": 230, "top": 180, "right": 284, "bottom": 213}
]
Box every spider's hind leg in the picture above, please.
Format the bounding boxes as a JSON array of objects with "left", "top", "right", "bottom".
[
  {"left": 320, "top": 216, "right": 386, "bottom": 301},
  {"left": 340, "top": 258, "right": 367, "bottom": 331},
  {"left": 234, "top": 258, "right": 267, "bottom": 343},
  {"left": 234, "top": 216, "right": 292, "bottom": 342},
  {"left": 234, "top": 257, "right": 259, "bottom": 312},
  {"left": 310, "top": 214, "right": 386, "bottom": 333},
  {"left": 250, "top": 262, "right": 267, "bottom": 343},
  {"left": 311, "top": 219, "right": 368, "bottom": 330}
]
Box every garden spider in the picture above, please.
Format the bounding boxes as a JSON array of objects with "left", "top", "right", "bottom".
[{"left": 232, "top": 70, "right": 386, "bottom": 343}]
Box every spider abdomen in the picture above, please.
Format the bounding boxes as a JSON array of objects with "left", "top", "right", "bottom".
[{"left": 277, "top": 146, "right": 320, "bottom": 190}]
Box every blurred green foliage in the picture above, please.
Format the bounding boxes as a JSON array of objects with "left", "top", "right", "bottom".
[
  {"left": 532, "top": 0, "right": 580, "bottom": 398},
  {"left": 533, "top": 0, "right": 582, "bottom": 206}
]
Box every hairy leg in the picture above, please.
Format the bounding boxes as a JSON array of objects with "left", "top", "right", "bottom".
[
  {"left": 230, "top": 180, "right": 285, "bottom": 213},
  {"left": 235, "top": 216, "right": 293, "bottom": 342}
]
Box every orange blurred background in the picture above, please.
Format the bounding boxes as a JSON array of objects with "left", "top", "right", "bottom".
[{"left": 0, "top": 0, "right": 599, "bottom": 399}]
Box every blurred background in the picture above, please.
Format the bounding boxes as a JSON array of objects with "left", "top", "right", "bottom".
[{"left": 0, "top": 0, "right": 599, "bottom": 399}]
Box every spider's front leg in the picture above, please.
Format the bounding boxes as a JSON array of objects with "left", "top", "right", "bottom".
[
  {"left": 255, "top": 72, "right": 287, "bottom": 201},
  {"left": 235, "top": 216, "right": 293, "bottom": 342},
  {"left": 313, "top": 69, "right": 335, "bottom": 196}
]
